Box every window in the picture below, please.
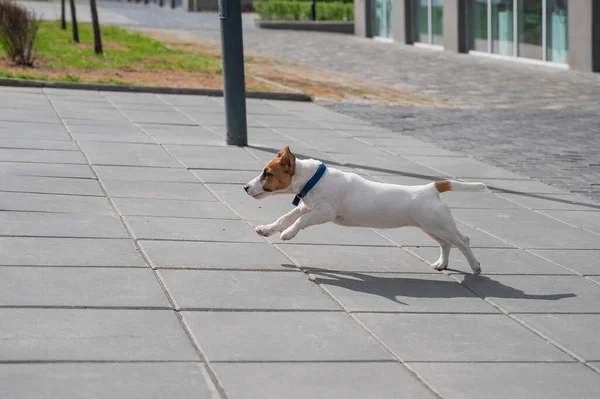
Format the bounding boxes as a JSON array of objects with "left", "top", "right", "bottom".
[
  {"left": 468, "top": 0, "right": 568, "bottom": 64},
  {"left": 413, "top": 0, "right": 444, "bottom": 46}
]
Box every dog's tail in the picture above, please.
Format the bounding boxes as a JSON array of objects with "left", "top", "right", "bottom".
[{"left": 434, "top": 179, "right": 488, "bottom": 193}]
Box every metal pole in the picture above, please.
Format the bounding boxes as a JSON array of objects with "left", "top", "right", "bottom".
[
  {"left": 311, "top": 0, "right": 316, "bottom": 21},
  {"left": 171, "top": 0, "right": 175, "bottom": 8},
  {"left": 219, "top": 0, "right": 248, "bottom": 146}
]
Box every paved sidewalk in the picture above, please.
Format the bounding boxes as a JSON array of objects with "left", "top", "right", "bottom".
[{"left": 1, "top": 86, "right": 600, "bottom": 398}]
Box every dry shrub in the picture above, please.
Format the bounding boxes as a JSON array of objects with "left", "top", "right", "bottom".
[{"left": 0, "top": 0, "right": 41, "bottom": 66}]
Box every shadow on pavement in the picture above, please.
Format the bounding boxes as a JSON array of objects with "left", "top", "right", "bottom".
[{"left": 295, "top": 267, "right": 576, "bottom": 304}]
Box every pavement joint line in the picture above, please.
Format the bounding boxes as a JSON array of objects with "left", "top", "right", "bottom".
[
  {"left": 153, "top": 267, "right": 300, "bottom": 272},
  {"left": 119, "top": 215, "right": 241, "bottom": 220},
  {"left": 208, "top": 359, "right": 401, "bottom": 364},
  {"left": 0, "top": 146, "right": 80, "bottom": 152},
  {"left": 0, "top": 160, "right": 88, "bottom": 166},
  {"left": 0, "top": 235, "right": 132, "bottom": 239},
  {"left": 0, "top": 360, "right": 203, "bottom": 364},
  {"left": 0, "top": 264, "right": 148, "bottom": 269},
  {"left": 5, "top": 175, "right": 99, "bottom": 181},
  {"left": 132, "top": 238, "right": 273, "bottom": 244},
  {"left": 0, "top": 305, "right": 173, "bottom": 310},
  {"left": 0, "top": 190, "right": 106, "bottom": 198},
  {"left": 176, "top": 308, "right": 345, "bottom": 312},
  {"left": 99, "top": 92, "right": 234, "bottom": 399}
]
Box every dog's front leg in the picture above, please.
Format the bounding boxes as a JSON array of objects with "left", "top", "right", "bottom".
[
  {"left": 280, "top": 204, "right": 336, "bottom": 241},
  {"left": 255, "top": 203, "right": 311, "bottom": 237}
]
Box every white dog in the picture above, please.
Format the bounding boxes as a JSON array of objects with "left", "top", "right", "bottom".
[{"left": 244, "top": 146, "right": 487, "bottom": 275}]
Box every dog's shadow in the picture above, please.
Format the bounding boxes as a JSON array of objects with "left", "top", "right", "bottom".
[{"left": 281, "top": 265, "right": 576, "bottom": 305}]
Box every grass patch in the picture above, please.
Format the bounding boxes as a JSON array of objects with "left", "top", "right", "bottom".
[{"left": 32, "top": 21, "right": 220, "bottom": 73}]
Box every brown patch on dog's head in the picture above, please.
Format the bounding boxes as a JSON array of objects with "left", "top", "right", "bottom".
[
  {"left": 435, "top": 180, "right": 452, "bottom": 193},
  {"left": 261, "top": 146, "right": 296, "bottom": 192}
]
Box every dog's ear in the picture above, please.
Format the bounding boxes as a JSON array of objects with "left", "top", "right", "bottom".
[{"left": 279, "top": 146, "right": 296, "bottom": 174}]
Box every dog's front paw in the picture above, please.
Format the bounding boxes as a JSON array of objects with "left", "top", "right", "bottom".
[
  {"left": 255, "top": 225, "right": 275, "bottom": 237},
  {"left": 280, "top": 228, "right": 298, "bottom": 241}
]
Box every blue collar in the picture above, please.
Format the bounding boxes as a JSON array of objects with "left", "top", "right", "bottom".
[{"left": 292, "top": 163, "right": 327, "bottom": 206}]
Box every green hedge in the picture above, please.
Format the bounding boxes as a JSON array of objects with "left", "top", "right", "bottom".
[{"left": 254, "top": 1, "right": 354, "bottom": 22}]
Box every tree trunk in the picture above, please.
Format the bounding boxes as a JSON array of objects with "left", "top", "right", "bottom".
[
  {"left": 69, "top": 0, "right": 79, "bottom": 43},
  {"left": 89, "top": 0, "right": 103, "bottom": 54},
  {"left": 61, "top": 0, "right": 66, "bottom": 29}
]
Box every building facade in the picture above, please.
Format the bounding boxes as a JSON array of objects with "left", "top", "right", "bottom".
[{"left": 354, "top": 0, "right": 600, "bottom": 72}]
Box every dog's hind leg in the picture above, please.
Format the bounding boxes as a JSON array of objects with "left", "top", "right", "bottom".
[
  {"left": 423, "top": 231, "right": 452, "bottom": 271},
  {"left": 415, "top": 204, "right": 481, "bottom": 275}
]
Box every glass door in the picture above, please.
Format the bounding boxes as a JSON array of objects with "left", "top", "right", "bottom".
[
  {"left": 413, "top": 0, "right": 444, "bottom": 46},
  {"left": 373, "top": 0, "right": 393, "bottom": 39}
]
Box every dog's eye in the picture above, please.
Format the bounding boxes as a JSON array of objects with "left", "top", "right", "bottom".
[{"left": 262, "top": 171, "right": 271, "bottom": 178}]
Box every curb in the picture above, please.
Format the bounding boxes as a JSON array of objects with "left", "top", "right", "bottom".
[
  {"left": 255, "top": 19, "right": 354, "bottom": 34},
  {"left": 0, "top": 78, "right": 313, "bottom": 102}
]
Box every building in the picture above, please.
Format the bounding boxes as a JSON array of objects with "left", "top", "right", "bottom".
[{"left": 354, "top": 0, "right": 599, "bottom": 72}]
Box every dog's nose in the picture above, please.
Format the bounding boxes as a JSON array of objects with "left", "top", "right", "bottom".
[{"left": 243, "top": 184, "right": 250, "bottom": 193}]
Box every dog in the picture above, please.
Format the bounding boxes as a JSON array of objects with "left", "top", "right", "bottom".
[{"left": 244, "top": 146, "right": 487, "bottom": 275}]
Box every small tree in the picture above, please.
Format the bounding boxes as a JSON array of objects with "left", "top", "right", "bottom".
[
  {"left": 61, "top": 0, "right": 66, "bottom": 29},
  {"left": 89, "top": 0, "right": 102, "bottom": 54},
  {"left": 69, "top": 0, "right": 79, "bottom": 42},
  {"left": 0, "top": 0, "right": 41, "bottom": 66}
]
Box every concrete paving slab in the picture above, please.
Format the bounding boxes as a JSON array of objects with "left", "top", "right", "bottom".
[
  {"left": 103, "top": 180, "right": 217, "bottom": 201},
  {"left": 530, "top": 250, "right": 600, "bottom": 275},
  {"left": 469, "top": 178, "right": 569, "bottom": 194},
  {"left": 114, "top": 198, "right": 236, "bottom": 218},
  {"left": 436, "top": 191, "right": 522, "bottom": 209},
  {"left": 0, "top": 212, "right": 129, "bottom": 238},
  {"left": 384, "top": 145, "right": 464, "bottom": 157},
  {"left": 0, "top": 175, "right": 103, "bottom": 196},
  {"left": 0, "top": 148, "right": 87, "bottom": 164},
  {"left": 0, "top": 267, "right": 170, "bottom": 308},
  {"left": 309, "top": 272, "right": 498, "bottom": 313},
  {"left": 212, "top": 362, "right": 438, "bottom": 399},
  {"left": 0, "top": 121, "right": 70, "bottom": 140},
  {"left": 458, "top": 275, "right": 600, "bottom": 313},
  {"left": 182, "top": 311, "right": 392, "bottom": 361},
  {"left": 0, "top": 161, "right": 95, "bottom": 178},
  {"left": 94, "top": 165, "right": 197, "bottom": 182},
  {"left": 332, "top": 152, "right": 443, "bottom": 178},
  {"left": 159, "top": 270, "right": 341, "bottom": 310},
  {"left": 453, "top": 209, "right": 600, "bottom": 249},
  {"left": 0, "top": 237, "right": 145, "bottom": 267},
  {"left": 0, "top": 363, "right": 220, "bottom": 399},
  {"left": 357, "top": 313, "right": 570, "bottom": 361},
  {"left": 497, "top": 193, "right": 600, "bottom": 211},
  {"left": 407, "top": 247, "right": 575, "bottom": 275},
  {"left": 377, "top": 225, "right": 515, "bottom": 248},
  {"left": 266, "top": 223, "right": 393, "bottom": 246},
  {"left": 139, "top": 240, "right": 291, "bottom": 270},
  {"left": 78, "top": 142, "right": 181, "bottom": 167},
  {"left": 409, "top": 362, "right": 600, "bottom": 399},
  {"left": 126, "top": 216, "right": 262, "bottom": 242},
  {"left": 66, "top": 124, "right": 142, "bottom": 135},
  {"left": 517, "top": 313, "right": 600, "bottom": 361},
  {"left": 165, "top": 145, "right": 262, "bottom": 169},
  {"left": 71, "top": 131, "right": 156, "bottom": 143},
  {"left": 0, "top": 138, "right": 79, "bottom": 151},
  {"left": 0, "top": 192, "right": 114, "bottom": 214},
  {"left": 121, "top": 110, "right": 196, "bottom": 124},
  {"left": 538, "top": 210, "right": 600, "bottom": 234},
  {"left": 191, "top": 169, "right": 258, "bottom": 184},
  {"left": 207, "top": 184, "right": 292, "bottom": 221},
  {"left": 405, "top": 156, "right": 528, "bottom": 179},
  {"left": 276, "top": 244, "right": 435, "bottom": 273},
  {"left": 143, "top": 127, "right": 224, "bottom": 146},
  {"left": 0, "top": 309, "right": 198, "bottom": 361},
  {"left": 373, "top": 174, "right": 437, "bottom": 185}
]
